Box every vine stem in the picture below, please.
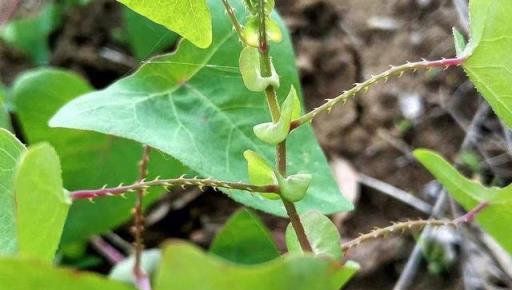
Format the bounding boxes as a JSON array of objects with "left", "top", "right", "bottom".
[
  {"left": 90, "top": 236, "right": 125, "bottom": 265},
  {"left": 221, "top": 0, "right": 247, "bottom": 45},
  {"left": 258, "top": 0, "right": 313, "bottom": 252},
  {"left": 132, "top": 145, "right": 151, "bottom": 290},
  {"left": 70, "top": 178, "right": 278, "bottom": 201},
  {"left": 342, "top": 201, "right": 490, "bottom": 251},
  {"left": 290, "top": 57, "right": 465, "bottom": 129}
]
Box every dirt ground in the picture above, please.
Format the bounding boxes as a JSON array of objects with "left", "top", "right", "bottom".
[{"left": 2, "top": 0, "right": 511, "bottom": 289}]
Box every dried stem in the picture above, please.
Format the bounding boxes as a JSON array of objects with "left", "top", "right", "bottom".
[
  {"left": 132, "top": 145, "right": 151, "bottom": 290},
  {"left": 70, "top": 178, "right": 278, "bottom": 201},
  {"left": 221, "top": 0, "right": 247, "bottom": 45},
  {"left": 291, "top": 57, "right": 465, "bottom": 129},
  {"left": 257, "top": 0, "right": 313, "bottom": 252}
]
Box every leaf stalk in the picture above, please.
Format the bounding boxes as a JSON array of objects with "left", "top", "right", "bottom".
[{"left": 290, "top": 57, "right": 465, "bottom": 129}]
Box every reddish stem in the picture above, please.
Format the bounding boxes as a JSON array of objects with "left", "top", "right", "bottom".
[
  {"left": 90, "top": 236, "right": 125, "bottom": 264},
  {"left": 454, "top": 201, "right": 490, "bottom": 224}
]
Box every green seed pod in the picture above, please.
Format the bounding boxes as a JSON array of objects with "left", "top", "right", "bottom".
[
  {"left": 277, "top": 172, "right": 312, "bottom": 202},
  {"left": 253, "top": 86, "right": 298, "bottom": 144},
  {"left": 243, "top": 16, "right": 283, "bottom": 47},
  {"left": 239, "top": 46, "right": 279, "bottom": 92},
  {"left": 243, "top": 150, "right": 280, "bottom": 200}
]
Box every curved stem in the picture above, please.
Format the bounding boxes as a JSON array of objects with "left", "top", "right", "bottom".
[
  {"left": 291, "top": 57, "right": 465, "bottom": 129},
  {"left": 70, "top": 178, "right": 278, "bottom": 201}
]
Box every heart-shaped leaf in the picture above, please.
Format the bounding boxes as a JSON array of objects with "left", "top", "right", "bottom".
[
  {"left": 117, "top": 0, "right": 212, "bottom": 48},
  {"left": 210, "top": 208, "right": 279, "bottom": 264},
  {"left": 12, "top": 69, "right": 187, "bottom": 244},
  {"left": 155, "top": 240, "right": 358, "bottom": 290},
  {"left": 286, "top": 210, "right": 343, "bottom": 261},
  {"left": 462, "top": 0, "right": 512, "bottom": 127},
  {"left": 414, "top": 149, "right": 512, "bottom": 254},
  {"left": 50, "top": 0, "right": 353, "bottom": 217},
  {"left": 0, "top": 129, "right": 25, "bottom": 255}
]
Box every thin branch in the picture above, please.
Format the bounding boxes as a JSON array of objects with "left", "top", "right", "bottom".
[
  {"left": 342, "top": 219, "right": 456, "bottom": 251},
  {"left": 132, "top": 145, "right": 151, "bottom": 290},
  {"left": 291, "top": 57, "right": 465, "bottom": 129},
  {"left": 343, "top": 201, "right": 489, "bottom": 252},
  {"left": 70, "top": 177, "right": 278, "bottom": 201},
  {"left": 90, "top": 236, "right": 125, "bottom": 265},
  {"left": 221, "top": 0, "right": 247, "bottom": 45}
]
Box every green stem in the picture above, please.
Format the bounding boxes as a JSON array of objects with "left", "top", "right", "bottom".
[
  {"left": 290, "top": 57, "right": 465, "bottom": 129},
  {"left": 257, "top": 0, "right": 313, "bottom": 252}
]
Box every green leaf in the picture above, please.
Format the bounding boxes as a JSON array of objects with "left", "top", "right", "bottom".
[
  {"left": 0, "top": 257, "right": 135, "bottom": 290},
  {"left": 116, "top": 0, "right": 212, "bottom": 48},
  {"left": 414, "top": 149, "right": 512, "bottom": 254},
  {"left": 0, "top": 129, "right": 25, "bottom": 256},
  {"left": 462, "top": 0, "right": 512, "bottom": 127},
  {"left": 0, "top": 4, "right": 60, "bottom": 64},
  {"left": 155, "top": 241, "right": 358, "bottom": 290},
  {"left": 122, "top": 7, "right": 178, "bottom": 60},
  {"left": 210, "top": 208, "right": 279, "bottom": 264},
  {"left": 253, "top": 86, "right": 297, "bottom": 145},
  {"left": 110, "top": 249, "right": 161, "bottom": 284},
  {"left": 452, "top": 27, "right": 466, "bottom": 57},
  {"left": 239, "top": 46, "right": 280, "bottom": 92},
  {"left": 15, "top": 143, "right": 70, "bottom": 262},
  {"left": 286, "top": 210, "right": 342, "bottom": 261},
  {"left": 50, "top": 0, "right": 352, "bottom": 217},
  {"left": 11, "top": 69, "right": 187, "bottom": 244}
]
